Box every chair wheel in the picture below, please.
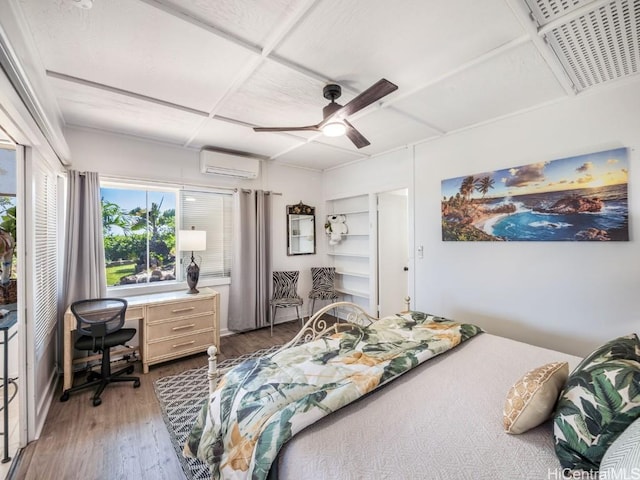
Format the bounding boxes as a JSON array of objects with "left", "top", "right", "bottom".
[
  {"left": 60, "top": 391, "right": 70, "bottom": 402},
  {"left": 126, "top": 365, "right": 134, "bottom": 374},
  {"left": 133, "top": 379, "right": 140, "bottom": 388},
  {"left": 87, "top": 371, "right": 99, "bottom": 381},
  {"left": 92, "top": 397, "right": 102, "bottom": 407}
]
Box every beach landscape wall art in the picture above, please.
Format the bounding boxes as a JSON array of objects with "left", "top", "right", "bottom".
[{"left": 441, "top": 147, "right": 629, "bottom": 241}]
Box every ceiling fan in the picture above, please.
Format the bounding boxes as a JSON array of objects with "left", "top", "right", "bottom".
[{"left": 253, "top": 78, "right": 398, "bottom": 149}]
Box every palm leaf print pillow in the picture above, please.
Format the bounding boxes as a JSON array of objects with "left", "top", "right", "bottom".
[{"left": 553, "top": 334, "right": 640, "bottom": 472}]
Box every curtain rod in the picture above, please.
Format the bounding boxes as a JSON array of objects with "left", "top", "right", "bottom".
[
  {"left": 82, "top": 172, "right": 283, "bottom": 195},
  {"left": 98, "top": 173, "right": 234, "bottom": 193},
  {"left": 237, "top": 188, "right": 282, "bottom": 195}
]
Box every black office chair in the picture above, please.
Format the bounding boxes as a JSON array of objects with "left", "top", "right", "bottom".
[{"left": 60, "top": 298, "right": 140, "bottom": 406}]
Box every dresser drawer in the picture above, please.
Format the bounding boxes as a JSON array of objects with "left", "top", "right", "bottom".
[
  {"left": 146, "top": 297, "right": 214, "bottom": 322},
  {"left": 146, "top": 313, "right": 214, "bottom": 341},
  {"left": 147, "top": 330, "right": 214, "bottom": 360},
  {"left": 125, "top": 306, "right": 144, "bottom": 320}
]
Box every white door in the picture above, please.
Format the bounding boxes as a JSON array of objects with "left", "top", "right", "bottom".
[{"left": 377, "top": 189, "right": 408, "bottom": 317}]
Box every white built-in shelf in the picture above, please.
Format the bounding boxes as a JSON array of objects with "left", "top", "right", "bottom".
[
  {"left": 336, "top": 287, "right": 369, "bottom": 298},
  {"left": 328, "top": 195, "right": 371, "bottom": 305},
  {"left": 323, "top": 233, "right": 368, "bottom": 239},
  {"left": 328, "top": 209, "right": 368, "bottom": 216},
  {"left": 336, "top": 270, "right": 369, "bottom": 278}
]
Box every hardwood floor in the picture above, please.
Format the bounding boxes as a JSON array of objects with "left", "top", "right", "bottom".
[{"left": 11, "top": 320, "right": 303, "bottom": 480}]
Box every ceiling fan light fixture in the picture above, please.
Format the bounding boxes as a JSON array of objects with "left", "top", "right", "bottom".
[
  {"left": 253, "top": 79, "right": 397, "bottom": 149},
  {"left": 65, "top": 0, "right": 93, "bottom": 8},
  {"left": 322, "top": 121, "right": 346, "bottom": 137}
]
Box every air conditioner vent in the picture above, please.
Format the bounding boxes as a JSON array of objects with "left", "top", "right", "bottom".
[
  {"left": 199, "top": 149, "right": 261, "bottom": 179},
  {"left": 526, "top": 0, "right": 640, "bottom": 91}
]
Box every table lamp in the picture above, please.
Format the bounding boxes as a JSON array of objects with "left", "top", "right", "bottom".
[{"left": 179, "top": 227, "right": 207, "bottom": 294}]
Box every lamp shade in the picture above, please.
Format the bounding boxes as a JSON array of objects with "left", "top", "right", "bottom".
[
  {"left": 179, "top": 229, "right": 207, "bottom": 251},
  {"left": 322, "top": 121, "right": 346, "bottom": 137}
]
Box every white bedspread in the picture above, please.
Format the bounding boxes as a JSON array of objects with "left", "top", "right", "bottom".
[{"left": 276, "top": 333, "right": 582, "bottom": 480}]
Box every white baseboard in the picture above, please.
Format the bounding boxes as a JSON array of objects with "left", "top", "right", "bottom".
[{"left": 221, "top": 313, "right": 309, "bottom": 337}]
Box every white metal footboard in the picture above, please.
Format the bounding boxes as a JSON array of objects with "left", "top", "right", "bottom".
[{"left": 206, "top": 298, "right": 411, "bottom": 395}]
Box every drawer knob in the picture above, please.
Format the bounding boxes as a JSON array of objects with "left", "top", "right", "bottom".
[
  {"left": 172, "top": 340, "right": 196, "bottom": 348},
  {"left": 172, "top": 324, "right": 196, "bottom": 331},
  {"left": 172, "top": 307, "right": 195, "bottom": 314}
]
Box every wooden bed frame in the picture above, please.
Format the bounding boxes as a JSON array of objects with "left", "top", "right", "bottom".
[{"left": 206, "top": 298, "right": 411, "bottom": 394}]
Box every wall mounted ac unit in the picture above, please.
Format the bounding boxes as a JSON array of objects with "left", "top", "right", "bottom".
[{"left": 199, "top": 149, "right": 260, "bottom": 179}]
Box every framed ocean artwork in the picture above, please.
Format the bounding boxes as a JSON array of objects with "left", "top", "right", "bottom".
[{"left": 441, "top": 147, "right": 629, "bottom": 241}]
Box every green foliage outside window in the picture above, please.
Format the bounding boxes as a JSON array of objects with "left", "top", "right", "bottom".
[{"left": 101, "top": 191, "right": 176, "bottom": 286}]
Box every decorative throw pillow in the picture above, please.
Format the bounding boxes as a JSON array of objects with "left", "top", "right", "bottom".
[
  {"left": 503, "top": 362, "right": 569, "bottom": 434},
  {"left": 600, "top": 416, "right": 640, "bottom": 478},
  {"left": 553, "top": 334, "right": 640, "bottom": 471}
]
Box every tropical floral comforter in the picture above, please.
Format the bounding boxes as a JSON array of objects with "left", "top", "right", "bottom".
[{"left": 183, "top": 311, "right": 482, "bottom": 480}]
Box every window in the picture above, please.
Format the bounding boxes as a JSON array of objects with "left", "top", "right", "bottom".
[
  {"left": 180, "top": 189, "right": 232, "bottom": 279},
  {"left": 33, "top": 157, "right": 59, "bottom": 357},
  {"left": 100, "top": 182, "right": 232, "bottom": 289},
  {"left": 101, "top": 185, "right": 176, "bottom": 286},
  {"left": 0, "top": 147, "right": 17, "bottom": 290},
  {"left": 0, "top": 195, "right": 16, "bottom": 286}
]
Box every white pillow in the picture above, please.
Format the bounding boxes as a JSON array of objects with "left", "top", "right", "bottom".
[
  {"left": 600, "top": 416, "right": 640, "bottom": 479},
  {"left": 503, "top": 362, "right": 568, "bottom": 434}
]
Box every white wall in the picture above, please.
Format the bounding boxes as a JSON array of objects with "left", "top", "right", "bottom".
[
  {"left": 323, "top": 148, "right": 413, "bottom": 200},
  {"left": 64, "top": 127, "right": 324, "bottom": 334},
  {"left": 323, "top": 80, "right": 640, "bottom": 358},
  {"left": 265, "top": 162, "right": 326, "bottom": 321},
  {"left": 413, "top": 80, "right": 640, "bottom": 357}
]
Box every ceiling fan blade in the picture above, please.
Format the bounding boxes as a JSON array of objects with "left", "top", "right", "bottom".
[
  {"left": 344, "top": 120, "right": 370, "bottom": 149},
  {"left": 254, "top": 79, "right": 396, "bottom": 147},
  {"left": 338, "top": 79, "right": 398, "bottom": 118},
  {"left": 253, "top": 125, "right": 319, "bottom": 132}
]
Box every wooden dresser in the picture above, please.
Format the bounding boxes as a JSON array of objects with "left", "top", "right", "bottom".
[
  {"left": 63, "top": 287, "right": 219, "bottom": 390},
  {"left": 142, "top": 289, "right": 218, "bottom": 373}
]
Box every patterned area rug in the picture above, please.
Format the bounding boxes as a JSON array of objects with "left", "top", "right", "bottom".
[{"left": 154, "top": 345, "right": 284, "bottom": 480}]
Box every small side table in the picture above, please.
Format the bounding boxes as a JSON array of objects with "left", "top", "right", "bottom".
[{"left": 0, "top": 305, "right": 17, "bottom": 464}]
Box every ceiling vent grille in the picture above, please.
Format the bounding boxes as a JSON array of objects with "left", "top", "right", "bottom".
[
  {"left": 528, "top": 0, "right": 586, "bottom": 22},
  {"left": 526, "top": 0, "right": 640, "bottom": 91}
]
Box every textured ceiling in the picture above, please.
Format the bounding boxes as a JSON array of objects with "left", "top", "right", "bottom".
[{"left": 7, "top": 0, "right": 640, "bottom": 170}]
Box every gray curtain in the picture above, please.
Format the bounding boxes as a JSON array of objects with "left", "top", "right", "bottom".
[
  {"left": 61, "top": 170, "right": 107, "bottom": 309},
  {"left": 228, "top": 189, "right": 272, "bottom": 331},
  {"left": 58, "top": 170, "right": 107, "bottom": 370},
  {"left": 255, "top": 190, "right": 271, "bottom": 328}
]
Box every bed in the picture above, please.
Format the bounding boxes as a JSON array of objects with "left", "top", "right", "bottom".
[{"left": 184, "top": 301, "right": 640, "bottom": 480}]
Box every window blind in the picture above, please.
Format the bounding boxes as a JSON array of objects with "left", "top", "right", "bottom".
[
  {"left": 180, "top": 190, "right": 232, "bottom": 278},
  {"left": 33, "top": 160, "right": 59, "bottom": 357}
]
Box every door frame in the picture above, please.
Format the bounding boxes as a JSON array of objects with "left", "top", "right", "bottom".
[
  {"left": 375, "top": 187, "right": 414, "bottom": 317},
  {"left": 15, "top": 144, "right": 27, "bottom": 449}
]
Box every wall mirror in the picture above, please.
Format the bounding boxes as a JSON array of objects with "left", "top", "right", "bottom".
[{"left": 287, "top": 202, "right": 315, "bottom": 255}]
